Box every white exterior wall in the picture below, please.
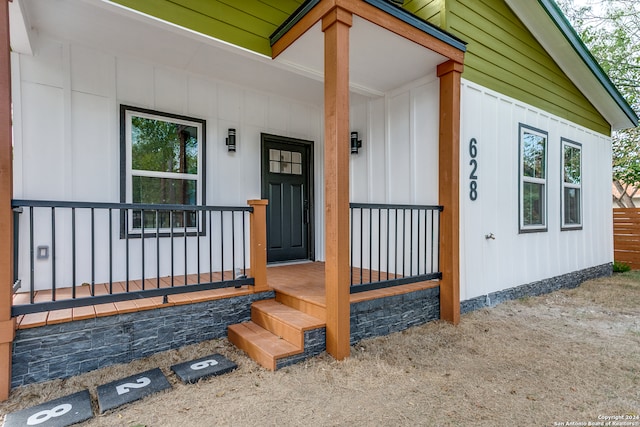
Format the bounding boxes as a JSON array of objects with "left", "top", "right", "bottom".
[
  {"left": 349, "top": 76, "right": 440, "bottom": 205},
  {"left": 459, "top": 80, "right": 613, "bottom": 301},
  {"left": 11, "top": 36, "right": 323, "bottom": 290}
]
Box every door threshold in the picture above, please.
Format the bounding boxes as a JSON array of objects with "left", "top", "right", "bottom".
[{"left": 267, "top": 259, "right": 314, "bottom": 267}]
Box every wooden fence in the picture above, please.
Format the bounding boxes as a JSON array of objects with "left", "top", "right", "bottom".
[{"left": 613, "top": 208, "right": 640, "bottom": 270}]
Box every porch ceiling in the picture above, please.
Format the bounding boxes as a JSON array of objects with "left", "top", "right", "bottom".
[
  {"left": 13, "top": 0, "right": 326, "bottom": 105},
  {"left": 14, "top": 0, "right": 449, "bottom": 106},
  {"left": 275, "top": 16, "right": 447, "bottom": 97}
]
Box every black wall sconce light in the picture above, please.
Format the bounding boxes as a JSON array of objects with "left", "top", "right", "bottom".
[
  {"left": 226, "top": 128, "right": 236, "bottom": 152},
  {"left": 351, "top": 131, "right": 362, "bottom": 154}
]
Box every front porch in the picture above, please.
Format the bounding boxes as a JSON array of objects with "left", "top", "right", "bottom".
[
  {"left": 13, "top": 262, "right": 438, "bottom": 330},
  {"left": 10, "top": 261, "right": 440, "bottom": 386},
  {"left": 1, "top": 0, "right": 465, "bottom": 398}
]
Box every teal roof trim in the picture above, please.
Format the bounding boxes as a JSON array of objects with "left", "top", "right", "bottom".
[
  {"left": 538, "top": 0, "right": 638, "bottom": 127},
  {"left": 270, "top": 0, "right": 321, "bottom": 44},
  {"left": 270, "top": 0, "right": 466, "bottom": 53}
]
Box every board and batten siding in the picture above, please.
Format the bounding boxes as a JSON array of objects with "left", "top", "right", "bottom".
[
  {"left": 349, "top": 75, "right": 440, "bottom": 206},
  {"left": 459, "top": 79, "right": 612, "bottom": 301},
  {"left": 11, "top": 34, "right": 323, "bottom": 290},
  {"left": 109, "top": 0, "right": 303, "bottom": 57},
  {"left": 408, "top": 0, "right": 611, "bottom": 136}
]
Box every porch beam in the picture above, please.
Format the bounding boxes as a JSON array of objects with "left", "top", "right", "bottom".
[
  {"left": 437, "top": 59, "right": 463, "bottom": 326},
  {"left": 0, "top": 0, "right": 14, "bottom": 401},
  {"left": 272, "top": 0, "right": 464, "bottom": 64},
  {"left": 322, "top": 6, "right": 352, "bottom": 361}
]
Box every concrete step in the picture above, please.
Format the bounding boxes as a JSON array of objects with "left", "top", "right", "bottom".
[{"left": 251, "top": 299, "right": 324, "bottom": 348}]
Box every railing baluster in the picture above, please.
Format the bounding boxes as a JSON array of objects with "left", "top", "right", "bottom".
[
  {"left": 220, "top": 211, "right": 224, "bottom": 281},
  {"left": 242, "top": 211, "right": 247, "bottom": 277},
  {"left": 183, "top": 210, "right": 187, "bottom": 286},
  {"left": 125, "top": 208, "right": 129, "bottom": 292},
  {"left": 141, "top": 209, "right": 145, "bottom": 291},
  {"left": 350, "top": 206, "right": 354, "bottom": 286},
  {"left": 231, "top": 211, "right": 236, "bottom": 279},
  {"left": 196, "top": 210, "right": 201, "bottom": 284},
  {"left": 436, "top": 208, "right": 441, "bottom": 273},
  {"left": 72, "top": 207, "right": 76, "bottom": 299},
  {"left": 170, "top": 211, "right": 174, "bottom": 288},
  {"left": 156, "top": 210, "right": 160, "bottom": 289},
  {"left": 394, "top": 208, "right": 398, "bottom": 280},
  {"left": 29, "top": 207, "right": 34, "bottom": 304},
  {"left": 368, "top": 207, "right": 372, "bottom": 285},
  {"left": 91, "top": 207, "right": 95, "bottom": 296},
  {"left": 109, "top": 208, "right": 113, "bottom": 294},
  {"left": 377, "top": 208, "right": 382, "bottom": 282},
  {"left": 417, "top": 208, "right": 422, "bottom": 276},
  {"left": 386, "top": 207, "right": 389, "bottom": 281},
  {"left": 208, "top": 210, "right": 213, "bottom": 283},
  {"left": 359, "top": 207, "right": 363, "bottom": 285},
  {"left": 51, "top": 207, "right": 56, "bottom": 301}
]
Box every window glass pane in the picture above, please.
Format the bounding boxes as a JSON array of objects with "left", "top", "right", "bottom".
[
  {"left": 281, "top": 162, "right": 292, "bottom": 174},
  {"left": 292, "top": 163, "right": 302, "bottom": 175},
  {"left": 523, "top": 182, "right": 545, "bottom": 226},
  {"left": 564, "top": 145, "right": 581, "bottom": 184},
  {"left": 522, "top": 132, "right": 546, "bottom": 178},
  {"left": 132, "top": 176, "right": 197, "bottom": 205},
  {"left": 292, "top": 152, "right": 302, "bottom": 163},
  {"left": 131, "top": 116, "right": 198, "bottom": 174},
  {"left": 564, "top": 188, "right": 581, "bottom": 225},
  {"left": 269, "top": 149, "right": 280, "bottom": 161},
  {"left": 132, "top": 210, "right": 197, "bottom": 229}
]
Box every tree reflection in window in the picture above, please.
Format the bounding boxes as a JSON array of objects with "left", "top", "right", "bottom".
[
  {"left": 123, "top": 107, "right": 204, "bottom": 232},
  {"left": 519, "top": 125, "right": 547, "bottom": 231}
]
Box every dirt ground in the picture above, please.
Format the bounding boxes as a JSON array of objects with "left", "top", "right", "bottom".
[{"left": 1, "top": 272, "right": 639, "bottom": 427}]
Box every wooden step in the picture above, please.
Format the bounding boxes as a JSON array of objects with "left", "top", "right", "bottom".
[
  {"left": 251, "top": 299, "right": 325, "bottom": 348},
  {"left": 275, "top": 291, "right": 326, "bottom": 320},
  {"left": 227, "top": 321, "right": 300, "bottom": 371}
]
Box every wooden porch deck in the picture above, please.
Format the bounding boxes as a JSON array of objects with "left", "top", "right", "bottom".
[{"left": 13, "top": 262, "right": 438, "bottom": 329}]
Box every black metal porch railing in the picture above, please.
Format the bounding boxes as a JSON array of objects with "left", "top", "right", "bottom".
[
  {"left": 11, "top": 200, "right": 253, "bottom": 316},
  {"left": 350, "top": 203, "right": 443, "bottom": 293}
]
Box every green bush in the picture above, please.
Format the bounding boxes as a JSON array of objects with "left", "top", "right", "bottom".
[{"left": 613, "top": 261, "right": 632, "bottom": 273}]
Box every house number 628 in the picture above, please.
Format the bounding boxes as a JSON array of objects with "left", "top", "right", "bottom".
[{"left": 469, "top": 138, "right": 478, "bottom": 201}]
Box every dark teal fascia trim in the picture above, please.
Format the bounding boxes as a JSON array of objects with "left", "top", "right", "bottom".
[
  {"left": 538, "top": 0, "right": 638, "bottom": 127},
  {"left": 270, "top": 0, "right": 466, "bottom": 54},
  {"left": 270, "top": 0, "right": 321, "bottom": 45},
  {"left": 362, "top": 0, "right": 466, "bottom": 52}
]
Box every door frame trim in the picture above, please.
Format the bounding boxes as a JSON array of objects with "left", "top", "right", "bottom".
[{"left": 260, "top": 133, "right": 315, "bottom": 262}]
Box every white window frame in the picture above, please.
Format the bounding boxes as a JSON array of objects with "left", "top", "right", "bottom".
[
  {"left": 121, "top": 105, "right": 206, "bottom": 236},
  {"left": 561, "top": 138, "right": 582, "bottom": 230},
  {"left": 519, "top": 124, "right": 548, "bottom": 233}
]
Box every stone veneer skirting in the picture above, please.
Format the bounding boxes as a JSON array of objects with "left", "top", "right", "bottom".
[
  {"left": 350, "top": 286, "right": 441, "bottom": 345},
  {"left": 11, "top": 291, "right": 274, "bottom": 388},
  {"left": 460, "top": 263, "right": 612, "bottom": 314}
]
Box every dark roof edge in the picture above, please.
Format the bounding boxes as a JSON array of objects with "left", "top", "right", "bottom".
[
  {"left": 270, "top": 0, "right": 467, "bottom": 54},
  {"left": 538, "top": 0, "right": 638, "bottom": 127},
  {"left": 270, "top": 0, "right": 321, "bottom": 44}
]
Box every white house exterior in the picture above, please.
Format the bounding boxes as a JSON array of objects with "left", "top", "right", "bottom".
[{"left": 0, "top": 0, "right": 636, "bottom": 398}]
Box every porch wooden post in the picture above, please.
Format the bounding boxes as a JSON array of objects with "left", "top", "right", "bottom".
[
  {"left": 248, "top": 199, "right": 269, "bottom": 293},
  {"left": 0, "top": 0, "right": 14, "bottom": 401},
  {"left": 437, "top": 60, "right": 463, "bottom": 326},
  {"left": 322, "top": 7, "right": 352, "bottom": 360}
]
